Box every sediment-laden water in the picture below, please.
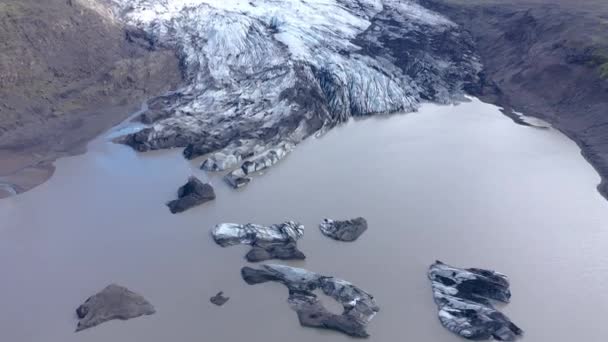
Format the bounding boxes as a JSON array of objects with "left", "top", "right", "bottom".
[{"left": 1, "top": 98, "right": 608, "bottom": 341}]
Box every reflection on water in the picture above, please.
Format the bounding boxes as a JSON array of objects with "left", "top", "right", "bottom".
[{"left": 1, "top": 98, "right": 608, "bottom": 342}]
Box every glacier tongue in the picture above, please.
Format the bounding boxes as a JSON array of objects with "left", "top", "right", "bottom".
[{"left": 110, "top": 0, "right": 481, "bottom": 184}]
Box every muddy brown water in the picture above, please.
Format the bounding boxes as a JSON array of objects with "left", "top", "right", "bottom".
[{"left": 1, "top": 98, "right": 608, "bottom": 341}]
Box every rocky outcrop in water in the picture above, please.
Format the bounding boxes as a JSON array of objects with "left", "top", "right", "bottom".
[
  {"left": 245, "top": 241, "right": 305, "bottom": 262},
  {"left": 319, "top": 217, "right": 368, "bottom": 242},
  {"left": 428, "top": 261, "right": 523, "bottom": 341},
  {"left": 241, "top": 264, "right": 379, "bottom": 337},
  {"left": 108, "top": 0, "right": 481, "bottom": 187},
  {"left": 75, "top": 284, "right": 155, "bottom": 332},
  {"left": 166, "top": 176, "right": 216, "bottom": 214},
  {"left": 210, "top": 291, "right": 230, "bottom": 306},
  {"left": 212, "top": 221, "right": 305, "bottom": 261}
]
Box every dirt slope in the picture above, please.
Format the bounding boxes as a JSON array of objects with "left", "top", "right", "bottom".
[
  {"left": 0, "top": 0, "right": 181, "bottom": 196},
  {"left": 421, "top": 0, "right": 608, "bottom": 197}
]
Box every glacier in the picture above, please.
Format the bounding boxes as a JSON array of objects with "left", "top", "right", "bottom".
[{"left": 109, "top": 0, "right": 481, "bottom": 185}]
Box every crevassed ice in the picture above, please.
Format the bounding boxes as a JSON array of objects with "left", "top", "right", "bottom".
[
  {"left": 111, "top": 0, "right": 420, "bottom": 110},
  {"left": 108, "top": 0, "right": 478, "bottom": 180}
]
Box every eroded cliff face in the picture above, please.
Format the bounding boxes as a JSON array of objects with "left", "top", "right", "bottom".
[
  {"left": 0, "top": 0, "right": 181, "bottom": 196},
  {"left": 108, "top": 0, "right": 482, "bottom": 183},
  {"left": 420, "top": 0, "right": 608, "bottom": 198}
]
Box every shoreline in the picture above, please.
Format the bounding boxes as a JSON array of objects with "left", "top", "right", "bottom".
[
  {"left": 0, "top": 101, "right": 151, "bottom": 199},
  {"left": 0, "top": 0, "right": 182, "bottom": 198},
  {"left": 504, "top": 106, "right": 608, "bottom": 201},
  {"left": 420, "top": 0, "right": 608, "bottom": 201},
  {"left": 4, "top": 94, "right": 602, "bottom": 202}
]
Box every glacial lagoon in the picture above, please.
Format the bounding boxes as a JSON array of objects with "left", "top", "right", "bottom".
[{"left": 2, "top": 98, "right": 608, "bottom": 341}]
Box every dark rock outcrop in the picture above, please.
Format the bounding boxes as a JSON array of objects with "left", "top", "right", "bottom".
[
  {"left": 319, "top": 217, "right": 368, "bottom": 242},
  {"left": 75, "top": 284, "right": 155, "bottom": 332},
  {"left": 210, "top": 291, "right": 230, "bottom": 306},
  {"left": 245, "top": 241, "right": 306, "bottom": 262},
  {"left": 241, "top": 264, "right": 379, "bottom": 338},
  {"left": 212, "top": 222, "right": 305, "bottom": 261},
  {"left": 166, "top": 176, "right": 215, "bottom": 214},
  {"left": 428, "top": 261, "right": 523, "bottom": 341}
]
